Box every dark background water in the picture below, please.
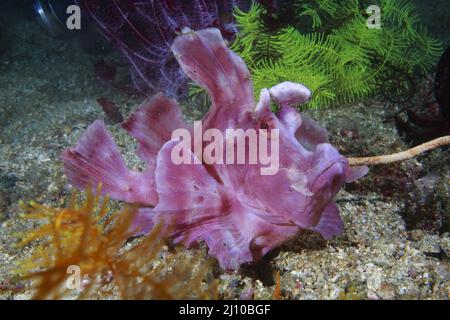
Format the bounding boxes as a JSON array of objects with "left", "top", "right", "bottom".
[{"left": 1, "top": 1, "right": 448, "bottom": 41}]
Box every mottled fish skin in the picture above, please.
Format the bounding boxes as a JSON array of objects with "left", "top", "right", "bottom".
[{"left": 62, "top": 28, "right": 368, "bottom": 270}]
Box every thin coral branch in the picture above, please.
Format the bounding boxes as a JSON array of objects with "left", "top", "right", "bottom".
[
  {"left": 272, "top": 271, "right": 281, "bottom": 300},
  {"left": 348, "top": 135, "right": 450, "bottom": 166}
]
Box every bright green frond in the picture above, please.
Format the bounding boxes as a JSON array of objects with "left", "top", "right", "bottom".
[{"left": 193, "top": 0, "right": 442, "bottom": 110}]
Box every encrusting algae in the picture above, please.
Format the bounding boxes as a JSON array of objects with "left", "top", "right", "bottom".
[{"left": 15, "top": 185, "right": 217, "bottom": 300}]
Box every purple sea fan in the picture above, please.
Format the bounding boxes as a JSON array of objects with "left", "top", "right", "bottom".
[
  {"left": 62, "top": 28, "right": 368, "bottom": 270},
  {"left": 78, "top": 0, "right": 248, "bottom": 97}
]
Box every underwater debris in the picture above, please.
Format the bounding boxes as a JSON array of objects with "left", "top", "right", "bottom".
[
  {"left": 62, "top": 28, "right": 368, "bottom": 270},
  {"left": 0, "top": 188, "right": 10, "bottom": 221},
  {"left": 17, "top": 187, "right": 217, "bottom": 299},
  {"left": 96, "top": 96, "right": 124, "bottom": 124}
]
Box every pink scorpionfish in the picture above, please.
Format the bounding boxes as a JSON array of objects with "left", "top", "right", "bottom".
[{"left": 62, "top": 28, "right": 368, "bottom": 270}]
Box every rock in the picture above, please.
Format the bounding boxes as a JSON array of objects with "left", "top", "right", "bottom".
[
  {"left": 377, "top": 282, "right": 396, "bottom": 300},
  {"left": 47, "top": 182, "right": 59, "bottom": 194},
  {"left": 365, "top": 264, "right": 383, "bottom": 300},
  {"left": 410, "top": 229, "right": 425, "bottom": 242},
  {"left": 418, "top": 234, "right": 441, "bottom": 254},
  {"left": 403, "top": 172, "right": 450, "bottom": 234},
  {"left": 439, "top": 235, "right": 450, "bottom": 257}
]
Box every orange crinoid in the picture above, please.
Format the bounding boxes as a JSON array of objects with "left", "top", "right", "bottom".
[{"left": 16, "top": 186, "right": 217, "bottom": 300}]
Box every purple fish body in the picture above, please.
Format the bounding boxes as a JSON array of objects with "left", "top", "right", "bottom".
[{"left": 62, "top": 28, "right": 367, "bottom": 270}]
